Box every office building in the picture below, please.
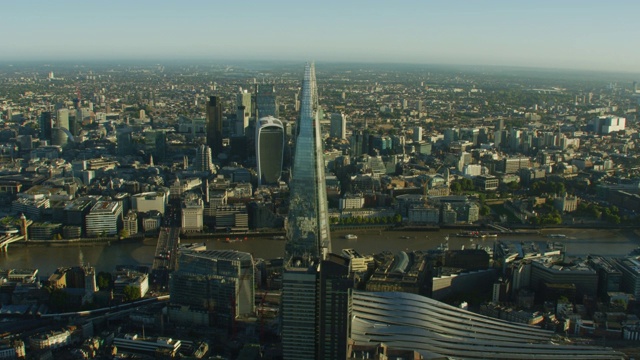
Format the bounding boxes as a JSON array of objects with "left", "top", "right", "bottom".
[
  {"left": 85, "top": 201, "right": 123, "bottom": 237},
  {"left": 51, "top": 127, "right": 72, "bottom": 148},
  {"left": 117, "top": 127, "right": 134, "bottom": 156},
  {"left": 123, "top": 210, "right": 138, "bottom": 237},
  {"left": 181, "top": 198, "right": 204, "bottom": 232},
  {"left": 350, "top": 131, "right": 365, "bottom": 157},
  {"left": 256, "top": 85, "right": 278, "bottom": 118},
  {"left": 75, "top": 107, "right": 91, "bottom": 134},
  {"left": 284, "top": 63, "right": 331, "bottom": 261},
  {"left": 350, "top": 291, "right": 625, "bottom": 359},
  {"left": 236, "top": 89, "right": 252, "bottom": 136},
  {"left": 131, "top": 192, "right": 166, "bottom": 215},
  {"left": 195, "top": 144, "right": 214, "bottom": 173},
  {"left": 144, "top": 130, "right": 167, "bottom": 163},
  {"left": 256, "top": 116, "right": 285, "bottom": 185},
  {"left": 318, "top": 254, "right": 352, "bottom": 360},
  {"left": 281, "top": 63, "right": 332, "bottom": 360},
  {"left": 206, "top": 96, "right": 223, "bottom": 155},
  {"left": 412, "top": 126, "right": 423, "bottom": 142},
  {"left": 56, "top": 108, "right": 69, "bottom": 130},
  {"left": 39, "top": 111, "right": 52, "bottom": 141},
  {"left": 330, "top": 113, "right": 347, "bottom": 139},
  {"left": 169, "top": 250, "right": 254, "bottom": 327},
  {"left": 113, "top": 334, "right": 181, "bottom": 357}
]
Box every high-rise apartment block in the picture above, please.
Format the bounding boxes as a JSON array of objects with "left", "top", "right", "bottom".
[{"left": 594, "top": 115, "right": 626, "bottom": 135}]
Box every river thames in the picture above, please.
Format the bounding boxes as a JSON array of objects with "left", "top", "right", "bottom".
[{"left": 1, "top": 228, "right": 639, "bottom": 277}]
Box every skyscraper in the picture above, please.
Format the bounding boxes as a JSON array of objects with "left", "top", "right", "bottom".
[
  {"left": 206, "top": 96, "right": 223, "bottom": 155},
  {"left": 116, "top": 127, "right": 133, "bottom": 156},
  {"left": 235, "top": 89, "right": 252, "bottom": 136},
  {"left": 144, "top": 130, "right": 167, "bottom": 163},
  {"left": 317, "top": 254, "right": 352, "bottom": 359},
  {"left": 285, "top": 63, "right": 331, "bottom": 261},
  {"left": 281, "top": 63, "right": 332, "bottom": 360},
  {"left": 330, "top": 112, "right": 347, "bottom": 139},
  {"left": 195, "top": 144, "right": 214, "bottom": 173},
  {"left": 256, "top": 116, "right": 284, "bottom": 185},
  {"left": 39, "top": 112, "right": 52, "bottom": 141},
  {"left": 256, "top": 85, "right": 278, "bottom": 118},
  {"left": 56, "top": 108, "right": 69, "bottom": 130}
]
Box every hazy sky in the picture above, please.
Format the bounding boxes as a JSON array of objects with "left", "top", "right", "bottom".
[{"left": 3, "top": 0, "right": 639, "bottom": 72}]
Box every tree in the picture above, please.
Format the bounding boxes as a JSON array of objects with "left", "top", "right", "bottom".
[
  {"left": 97, "top": 272, "right": 112, "bottom": 290},
  {"left": 123, "top": 285, "right": 141, "bottom": 302},
  {"left": 480, "top": 205, "right": 491, "bottom": 216}
]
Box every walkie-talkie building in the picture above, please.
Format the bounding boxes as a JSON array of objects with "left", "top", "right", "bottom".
[{"left": 255, "top": 116, "right": 284, "bottom": 186}]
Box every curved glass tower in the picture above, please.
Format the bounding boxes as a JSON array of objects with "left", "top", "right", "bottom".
[
  {"left": 285, "top": 62, "right": 331, "bottom": 263},
  {"left": 256, "top": 116, "right": 285, "bottom": 185}
]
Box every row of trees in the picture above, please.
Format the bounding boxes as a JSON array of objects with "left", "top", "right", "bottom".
[
  {"left": 576, "top": 202, "right": 621, "bottom": 224},
  {"left": 330, "top": 214, "right": 402, "bottom": 226}
]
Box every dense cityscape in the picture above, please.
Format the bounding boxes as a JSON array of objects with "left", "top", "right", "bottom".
[{"left": 0, "top": 57, "right": 639, "bottom": 359}]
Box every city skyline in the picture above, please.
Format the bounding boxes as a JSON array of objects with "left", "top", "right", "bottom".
[{"left": 2, "top": 1, "right": 640, "bottom": 73}]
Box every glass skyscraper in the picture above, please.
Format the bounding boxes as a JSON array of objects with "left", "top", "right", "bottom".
[
  {"left": 256, "top": 116, "right": 285, "bottom": 185},
  {"left": 284, "top": 62, "right": 331, "bottom": 263},
  {"left": 281, "top": 63, "right": 334, "bottom": 360}
]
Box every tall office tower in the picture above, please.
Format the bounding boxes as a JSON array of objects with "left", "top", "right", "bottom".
[
  {"left": 56, "top": 108, "right": 69, "bottom": 130},
  {"left": 75, "top": 108, "right": 91, "bottom": 136},
  {"left": 195, "top": 144, "right": 214, "bottom": 173},
  {"left": 317, "top": 254, "right": 352, "bottom": 359},
  {"left": 285, "top": 63, "right": 331, "bottom": 261},
  {"left": 412, "top": 126, "right": 423, "bottom": 142},
  {"left": 281, "top": 63, "right": 332, "bottom": 360},
  {"left": 330, "top": 113, "right": 347, "bottom": 139},
  {"left": 256, "top": 85, "right": 278, "bottom": 118},
  {"left": 144, "top": 130, "right": 167, "bottom": 163},
  {"left": 495, "top": 118, "right": 505, "bottom": 131},
  {"left": 116, "top": 127, "right": 133, "bottom": 156},
  {"left": 235, "top": 106, "right": 248, "bottom": 136},
  {"left": 237, "top": 89, "right": 252, "bottom": 115},
  {"left": 39, "top": 112, "right": 52, "bottom": 141},
  {"left": 255, "top": 116, "right": 284, "bottom": 185},
  {"left": 417, "top": 100, "right": 423, "bottom": 112},
  {"left": 350, "top": 131, "right": 364, "bottom": 157},
  {"left": 205, "top": 96, "right": 223, "bottom": 155},
  {"left": 235, "top": 89, "right": 252, "bottom": 136}
]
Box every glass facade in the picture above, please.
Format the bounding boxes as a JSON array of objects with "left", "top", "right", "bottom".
[
  {"left": 285, "top": 63, "right": 331, "bottom": 263},
  {"left": 256, "top": 117, "right": 285, "bottom": 185}
]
